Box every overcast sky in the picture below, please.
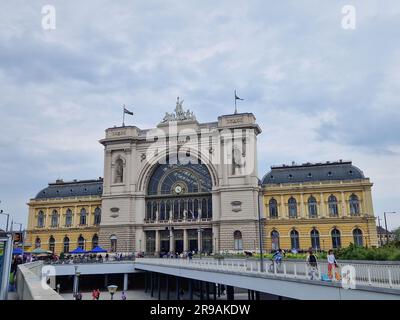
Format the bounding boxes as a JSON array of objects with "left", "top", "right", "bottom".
[{"left": 0, "top": 1, "right": 399, "bottom": 231}]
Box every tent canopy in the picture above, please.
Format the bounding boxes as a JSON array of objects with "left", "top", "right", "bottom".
[
  {"left": 30, "top": 248, "right": 52, "bottom": 254},
  {"left": 69, "top": 247, "right": 88, "bottom": 254},
  {"left": 90, "top": 246, "right": 107, "bottom": 253}
]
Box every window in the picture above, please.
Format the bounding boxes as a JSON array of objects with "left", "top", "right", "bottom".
[
  {"left": 349, "top": 194, "right": 360, "bottom": 216},
  {"left": 288, "top": 197, "right": 297, "bottom": 218},
  {"left": 63, "top": 237, "right": 70, "bottom": 253},
  {"left": 35, "top": 237, "right": 41, "bottom": 248},
  {"left": 353, "top": 228, "right": 363, "bottom": 246},
  {"left": 65, "top": 209, "right": 73, "bottom": 227},
  {"left": 290, "top": 230, "right": 300, "bottom": 250},
  {"left": 37, "top": 211, "right": 45, "bottom": 228},
  {"left": 114, "top": 158, "right": 124, "bottom": 183},
  {"left": 308, "top": 196, "right": 318, "bottom": 218},
  {"left": 49, "top": 236, "right": 55, "bottom": 253},
  {"left": 331, "top": 228, "right": 341, "bottom": 249},
  {"left": 269, "top": 198, "right": 278, "bottom": 219},
  {"left": 271, "top": 230, "right": 280, "bottom": 251},
  {"left": 78, "top": 235, "right": 85, "bottom": 250},
  {"left": 234, "top": 231, "right": 243, "bottom": 250},
  {"left": 92, "top": 234, "right": 99, "bottom": 249},
  {"left": 94, "top": 207, "right": 101, "bottom": 225},
  {"left": 79, "top": 208, "right": 87, "bottom": 225},
  {"left": 328, "top": 195, "right": 339, "bottom": 217},
  {"left": 110, "top": 235, "right": 117, "bottom": 252},
  {"left": 51, "top": 210, "right": 58, "bottom": 227},
  {"left": 310, "top": 229, "right": 320, "bottom": 250}
]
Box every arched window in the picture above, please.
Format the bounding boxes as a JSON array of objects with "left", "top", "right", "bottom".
[
  {"left": 290, "top": 230, "right": 300, "bottom": 250},
  {"left": 353, "top": 228, "right": 363, "bottom": 246},
  {"left": 35, "top": 237, "right": 41, "bottom": 248},
  {"left": 78, "top": 235, "right": 85, "bottom": 250},
  {"left": 331, "top": 228, "right": 341, "bottom": 249},
  {"left": 328, "top": 195, "right": 339, "bottom": 217},
  {"left": 308, "top": 196, "right": 318, "bottom": 218},
  {"left": 37, "top": 211, "right": 45, "bottom": 228},
  {"left": 288, "top": 197, "right": 297, "bottom": 219},
  {"left": 234, "top": 231, "right": 243, "bottom": 250},
  {"left": 63, "top": 236, "right": 70, "bottom": 253},
  {"left": 110, "top": 235, "right": 117, "bottom": 252},
  {"left": 349, "top": 194, "right": 360, "bottom": 216},
  {"left": 79, "top": 208, "right": 87, "bottom": 225},
  {"left": 114, "top": 158, "right": 124, "bottom": 183},
  {"left": 271, "top": 230, "right": 280, "bottom": 251},
  {"left": 65, "top": 209, "right": 73, "bottom": 227},
  {"left": 269, "top": 198, "right": 278, "bottom": 219},
  {"left": 51, "top": 210, "right": 58, "bottom": 227},
  {"left": 92, "top": 234, "right": 99, "bottom": 249},
  {"left": 310, "top": 229, "right": 320, "bottom": 250},
  {"left": 49, "top": 236, "right": 55, "bottom": 253},
  {"left": 94, "top": 207, "right": 101, "bottom": 225}
]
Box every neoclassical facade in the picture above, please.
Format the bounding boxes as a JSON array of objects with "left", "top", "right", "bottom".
[
  {"left": 98, "top": 100, "right": 262, "bottom": 255},
  {"left": 25, "top": 179, "right": 102, "bottom": 255},
  {"left": 261, "top": 161, "right": 378, "bottom": 251}
]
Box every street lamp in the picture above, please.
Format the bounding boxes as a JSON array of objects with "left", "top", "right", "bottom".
[
  {"left": 0, "top": 209, "right": 10, "bottom": 232},
  {"left": 73, "top": 266, "right": 80, "bottom": 298},
  {"left": 107, "top": 285, "right": 118, "bottom": 300},
  {"left": 384, "top": 211, "right": 397, "bottom": 245},
  {"left": 257, "top": 190, "right": 264, "bottom": 272}
]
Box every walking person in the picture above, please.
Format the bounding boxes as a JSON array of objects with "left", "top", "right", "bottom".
[
  {"left": 306, "top": 248, "right": 319, "bottom": 280},
  {"left": 327, "top": 250, "right": 340, "bottom": 281},
  {"left": 96, "top": 289, "right": 101, "bottom": 300},
  {"left": 92, "top": 289, "right": 97, "bottom": 300},
  {"left": 121, "top": 291, "right": 127, "bottom": 300}
]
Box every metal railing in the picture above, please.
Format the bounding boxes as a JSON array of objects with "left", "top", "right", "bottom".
[{"left": 135, "top": 258, "right": 400, "bottom": 290}]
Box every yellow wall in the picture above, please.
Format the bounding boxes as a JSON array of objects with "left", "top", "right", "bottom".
[
  {"left": 262, "top": 178, "right": 378, "bottom": 251},
  {"left": 25, "top": 196, "right": 101, "bottom": 255}
]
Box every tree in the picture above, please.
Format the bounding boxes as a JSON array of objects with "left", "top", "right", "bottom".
[{"left": 393, "top": 227, "right": 400, "bottom": 242}]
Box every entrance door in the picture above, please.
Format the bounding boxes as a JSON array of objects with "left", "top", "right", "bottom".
[
  {"left": 175, "top": 240, "right": 183, "bottom": 253},
  {"left": 189, "top": 239, "right": 198, "bottom": 252},
  {"left": 160, "top": 240, "right": 170, "bottom": 254}
]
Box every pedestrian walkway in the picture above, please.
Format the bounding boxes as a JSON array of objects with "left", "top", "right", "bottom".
[{"left": 60, "top": 289, "right": 157, "bottom": 300}]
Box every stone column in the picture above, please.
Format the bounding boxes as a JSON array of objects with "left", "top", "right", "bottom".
[
  {"left": 212, "top": 225, "right": 219, "bottom": 253},
  {"left": 183, "top": 229, "right": 188, "bottom": 252},
  {"left": 319, "top": 193, "right": 325, "bottom": 217},
  {"left": 300, "top": 193, "right": 306, "bottom": 218},
  {"left": 169, "top": 229, "right": 175, "bottom": 253},
  {"left": 155, "top": 230, "right": 160, "bottom": 255},
  {"left": 280, "top": 195, "right": 286, "bottom": 219},
  {"left": 123, "top": 273, "right": 128, "bottom": 291},
  {"left": 341, "top": 192, "right": 347, "bottom": 217},
  {"left": 197, "top": 229, "right": 202, "bottom": 253}
]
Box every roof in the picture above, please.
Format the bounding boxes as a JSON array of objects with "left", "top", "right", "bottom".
[
  {"left": 261, "top": 160, "right": 365, "bottom": 185},
  {"left": 376, "top": 226, "right": 394, "bottom": 235},
  {"left": 34, "top": 178, "right": 103, "bottom": 200}
]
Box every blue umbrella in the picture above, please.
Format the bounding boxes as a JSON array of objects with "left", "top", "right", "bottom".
[
  {"left": 90, "top": 246, "right": 107, "bottom": 253},
  {"left": 69, "top": 247, "right": 88, "bottom": 254},
  {"left": 13, "top": 248, "right": 23, "bottom": 255}
]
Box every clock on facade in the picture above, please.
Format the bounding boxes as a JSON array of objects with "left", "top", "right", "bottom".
[{"left": 174, "top": 185, "right": 183, "bottom": 194}]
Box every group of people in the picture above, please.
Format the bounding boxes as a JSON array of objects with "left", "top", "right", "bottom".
[
  {"left": 161, "top": 251, "right": 194, "bottom": 259},
  {"left": 269, "top": 248, "right": 341, "bottom": 281}
]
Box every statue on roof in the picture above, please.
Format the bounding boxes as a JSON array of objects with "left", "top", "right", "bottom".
[{"left": 161, "top": 97, "right": 196, "bottom": 123}]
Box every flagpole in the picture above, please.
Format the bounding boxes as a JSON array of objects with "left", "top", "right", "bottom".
[
  {"left": 122, "top": 105, "right": 125, "bottom": 127},
  {"left": 234, "top": 90, "right": 237, "bottom": 114}
]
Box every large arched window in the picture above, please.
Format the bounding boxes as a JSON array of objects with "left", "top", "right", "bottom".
[
  {"left": 288, "top": 197, "right": 297, "bottom": 219},
  {"left": 290, "top": 230, "right": 300, "bottom": 250},
  {"left": 51, "top": 210, "right": 58, "bottom": 227},
  {"left": 353, "top": 228, "right": 363, "bottom": 246},
  {"left": 234, "top": 230, "right": 243, "bottom": 250},
  {"left": 269, "top": 198, "right": 278, "bottom": 219},
  {"left": 110, "top": 235, "right": 117, "bottom": 252},
  {"left": 49, "top": 236, "right": 55, "bottom": 253},
  {"left": 328, "top": 195, "right": 339, "bottom": 217},
  {"left": 78, "top": 235, "right": 85, "bottom": 250},
  {"left": 92, "top": 234, "right": 99, "bottom": 249},
  {"left": 271, "top": 230, "right": 280, "bottom": 251},
  {"left": 349, "top": 194, "right": 360, "bottom": 216},
  {"left": 308, "top": 196, "right": 318, "bottom": 218},
  {"left": 63, "top": 236, "right": 70, "bottom": 253},
  {"left": 94, "top": 207, "right": 101, "bottom": 225},
  {"left": 114, "top": 158, "right": 124, "bottom": 183},
  {"left": 79, "top": 208, "right": 87, "bottom": 225},
  {"left": 35, "top": 237, "right": 41, "bottom": 248},
  {"left": 37, "top": 211, "right": 45, "bottom": 228},
  {"left": 65, "top": 209, "right": 73, "bottom": 227},
  {"left": 331, "top": 228, "right": 341, "bottom": 249},
  {"left": 310, "top": 228, "right": 320, "bottom": 250}
]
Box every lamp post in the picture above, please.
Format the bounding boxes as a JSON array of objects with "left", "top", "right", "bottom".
[
  {"left": 107, "top": 285, "right": 118, "bottom": 300},
  {"left": 257, "top": 191, "right": 264, "bottom": 272},
  {"left": 0, "top": 209, "right": 10, "bottom": 232},
  {"left": 384, "top": 211, "right": 397, "bottom": 245},
  {"left": 73, "top": 266, "right": 80, "bottom": 298}
]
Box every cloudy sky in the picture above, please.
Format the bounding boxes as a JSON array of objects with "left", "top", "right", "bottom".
[{"left": 0, "top": 1, "right": 399, "bottom": 231}]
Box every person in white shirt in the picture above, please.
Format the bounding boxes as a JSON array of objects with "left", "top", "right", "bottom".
[{"left": 327, "top": 250, "right": 339, "bottom": 280}]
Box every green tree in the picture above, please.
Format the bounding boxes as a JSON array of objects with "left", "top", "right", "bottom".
[{"left": 393, "top": 227, "right": 400, "bottom": 242}]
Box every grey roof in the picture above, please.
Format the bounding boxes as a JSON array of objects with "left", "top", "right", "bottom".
[
  {"left": 34, "top": 178, "right": 103, "bottom": 200},
  {"left": 261, "top": 161, "right": 365, "bottom": 185}
]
